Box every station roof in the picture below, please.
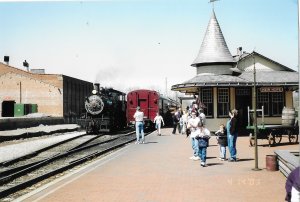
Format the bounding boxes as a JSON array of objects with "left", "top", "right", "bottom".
[
  {"left": 171, "top": 71, "right": 299, "bottom": 93},
  {"left": 191, "top": 10, "right": 234, "bottom": 67},
  {"left": 234, "top": 51, "right": 296, "bottom": 72}
]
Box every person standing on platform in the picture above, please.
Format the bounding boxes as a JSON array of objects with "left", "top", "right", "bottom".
[
  {"left": 227, "top": 109, "right": 238, "bottom": 162},
  {"left": 133, "top": 106, "right": 144, "bottom": 144},
  {"left": 181, "top": 110, "right": 188, "bottom": 135},
  {"left": 172, "top": 108, "right": 181, "bottom": 134},
  {"left": 198, "top": 125, "right": 211, "bottom": 167},
  {"left": 154, "top": 112, "right": 165, "bottom": 136},
  {"left": 215, "top": 124, "right": 227, "bottom": 161},
  {"left": 179, "top": 116, "right": 184, "bottom": 134},
  {"left": 187, "top": 111, "right": 201, "bottom": 160}
]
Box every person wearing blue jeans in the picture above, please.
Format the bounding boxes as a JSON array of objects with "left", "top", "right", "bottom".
[
  {"left": 198, "top": 126, "right": 211, "bottom": 167},
  {"left": 198, "top": 143, "right": 207, "bottom": 166},
  {"left": 215, "top": 124, "right": 227, "bottom": 160},
  {"left": 135, "top": 121, "right": 144, "bottom": 143},
  {"left": 227, "top": 109, "right": 238, "bottom": 162},
  {"left": 188, "top": 111, "right": 200, "bottom": 160},
  {"left": 191, "top": 137, "right": 199, "bottom": 158},
  {"left": 134, "top": 106, "right": 145, "bottom": 144}
]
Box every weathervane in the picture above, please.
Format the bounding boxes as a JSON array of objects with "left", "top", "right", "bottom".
[{"left": 209, "top": 0, "right": 220, "bottom": 10}]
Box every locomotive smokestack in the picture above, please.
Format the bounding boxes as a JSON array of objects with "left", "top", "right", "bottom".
[{"left": 94, "top": 83, "right": 100, "bottom": 93}]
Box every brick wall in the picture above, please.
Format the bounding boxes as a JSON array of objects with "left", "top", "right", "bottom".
[
  {"left": 0, "top": 72, "right": 63, "bottom": 116},
  {"left": 0, "top": 62, "right": 93, "bottom": 122}
]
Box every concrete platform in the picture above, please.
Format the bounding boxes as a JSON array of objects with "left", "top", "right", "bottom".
[{"left": 17, "top": 128, "right": 299, "bottom": 202}]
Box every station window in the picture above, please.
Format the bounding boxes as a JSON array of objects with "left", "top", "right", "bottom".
[
  {"left": 217, "top": 88, "right": 230, "bottom": 118},
  {"left": 257, "top": 91, "right": 284, "bottom": 117},
  {"left": 200, "top": 88, "right": 213, "bottom": 118},
  {"left": 257, "top": 91, "right": 269, "bottom": 116},
  {"left": 271, "top": 92, "right": 284, "bottom": 116}
]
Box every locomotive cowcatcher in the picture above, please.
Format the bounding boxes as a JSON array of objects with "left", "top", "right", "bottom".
[
  {"left": 126, "top": 89, "right": 178, "bottom": 127},
  {"left": 78, "top": 83, "right": 126, "bottom": 134}
]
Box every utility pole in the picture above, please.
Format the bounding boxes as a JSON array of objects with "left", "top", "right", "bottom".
[{"left": 252, "top": 55, "right": 261, "bottom": 171}]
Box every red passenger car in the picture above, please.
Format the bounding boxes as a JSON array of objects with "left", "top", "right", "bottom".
[{"left": 126, "top": 89, "right": 178, "bottom": 127}]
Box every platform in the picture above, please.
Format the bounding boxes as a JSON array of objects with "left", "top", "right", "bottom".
[{"left": 17, "top": 128, "right": 299, "bottom": 202}]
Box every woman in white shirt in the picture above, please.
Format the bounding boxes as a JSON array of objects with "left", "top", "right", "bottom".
[{"left": 187, "top": 111, "right": 201, "bottom": 160}]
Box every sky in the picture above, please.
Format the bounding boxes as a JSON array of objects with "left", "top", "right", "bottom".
[{"left": 0, "top": 0, "right": 298, "bottom": 96}]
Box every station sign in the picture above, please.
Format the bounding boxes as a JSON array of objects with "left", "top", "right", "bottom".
[{"left": 260, "top": 87, "right": 283, "bottom": 93}]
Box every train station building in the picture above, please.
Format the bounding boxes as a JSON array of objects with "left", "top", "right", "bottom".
[{"left": 171, "top": 10, "right": 299, "bottom": 132}]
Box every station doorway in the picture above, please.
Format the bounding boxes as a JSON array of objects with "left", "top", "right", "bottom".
[
  {"left": 2, "top": 101, "right": 15, "bottom": 117},
  {"left": 235, "top": 88, "right": 252, "bottom": 133}
]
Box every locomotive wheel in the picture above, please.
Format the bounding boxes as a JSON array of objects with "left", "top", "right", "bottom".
[
  {"left": 86, "top": 124, "right": 92, "bottom": 135},
  {"left": 288, "top": 130, "right": 299, "bottom": 144},
  {"left": 249, "top": 133, "right": 255, "bottom": 147}
]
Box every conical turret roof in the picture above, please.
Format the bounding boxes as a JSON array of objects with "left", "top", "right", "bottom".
[{"left": 192, "top": 10, "right": 234, "bottom": 67}]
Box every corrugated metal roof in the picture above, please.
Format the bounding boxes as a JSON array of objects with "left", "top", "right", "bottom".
[{"left": 191, "top": 10, "right": 234, "bottom": 67}]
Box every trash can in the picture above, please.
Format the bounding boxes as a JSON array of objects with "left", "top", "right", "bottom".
[{"left": 266, "top": 155, "right": 278, "bottom": 171}]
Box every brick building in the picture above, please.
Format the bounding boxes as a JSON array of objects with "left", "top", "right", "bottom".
[{"left": 0, "top": 62, "right": 93, "bottom": 123}]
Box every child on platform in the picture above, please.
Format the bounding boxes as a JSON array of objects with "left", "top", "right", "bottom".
[
  {"left": 215, "top": 124, "right": 228, "bottom": 161},
  {"left": 198, "top": 123, "right": 211, "bottom": 167}
]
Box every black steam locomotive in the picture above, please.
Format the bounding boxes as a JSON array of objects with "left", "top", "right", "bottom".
[{"left": 78, "top": 83, "right": 127, "bottom": 134}]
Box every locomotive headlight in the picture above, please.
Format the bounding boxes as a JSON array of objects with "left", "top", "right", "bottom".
[{"left": 92, "top": 90, "right": 97, "bottom": 95}]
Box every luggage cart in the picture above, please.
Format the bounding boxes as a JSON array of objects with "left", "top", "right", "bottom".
[{"left": 246, "top": 106, "right": 299, "bottom": 147}]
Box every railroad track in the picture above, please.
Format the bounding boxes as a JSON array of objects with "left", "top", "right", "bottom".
[{"left": 0, "top": 129, "right": 151, "bottom": 200}]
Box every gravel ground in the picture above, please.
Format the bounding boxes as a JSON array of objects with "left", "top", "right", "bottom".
[
  {"left": 0, "top": 124, "right": 80, "bottom": 137},
  {"left": 0, "top": 131, "right": 85, "bottom": 163}
]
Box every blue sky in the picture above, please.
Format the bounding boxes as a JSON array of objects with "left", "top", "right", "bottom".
[{"left": 0, "top": 0, "right": 298, "bottom": 94}]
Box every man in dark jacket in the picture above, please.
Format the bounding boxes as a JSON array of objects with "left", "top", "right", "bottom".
[
  {"left": 227, "top": 109, "right": 238, "bottom": 162},
  {"left": 172, "top": 109, "right": 181, "bottom": 134}
]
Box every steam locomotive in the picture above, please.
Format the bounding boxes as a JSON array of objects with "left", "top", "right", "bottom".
[{"left": 78, "top": 83, "right": 127, "bottom": 134}]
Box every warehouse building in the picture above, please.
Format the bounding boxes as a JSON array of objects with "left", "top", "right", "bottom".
[{"left": 0, "top": 62, "right": 93, "bottom": 123}]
